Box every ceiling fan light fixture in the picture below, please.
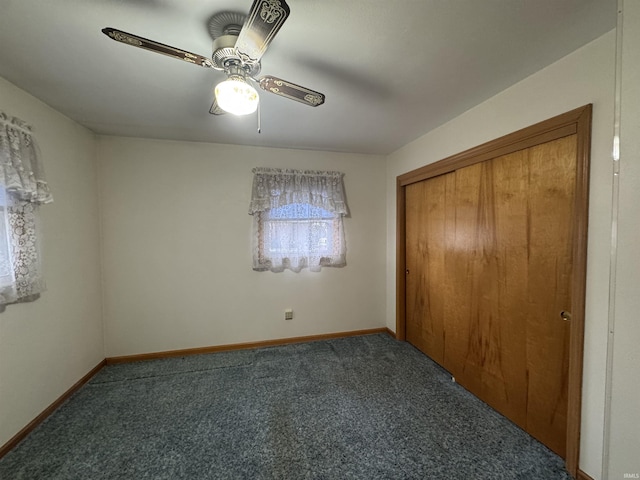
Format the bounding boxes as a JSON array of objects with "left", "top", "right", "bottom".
[{"left": 214, "top": 77, "right": 259, "bottom": 116}]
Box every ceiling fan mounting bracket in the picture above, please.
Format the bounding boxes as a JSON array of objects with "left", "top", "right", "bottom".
[{"left": 208, "top": 11, "right": 246, "bottom": 39}]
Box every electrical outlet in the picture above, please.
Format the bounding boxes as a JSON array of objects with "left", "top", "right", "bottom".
[{"left": 284, "top": 309, "right": 293, "bottom": 320}]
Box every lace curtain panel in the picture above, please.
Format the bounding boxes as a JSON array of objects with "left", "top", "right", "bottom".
[
  {"left": 249, "top": 168, "right": 348, "bottom": 273},
  {"left": 0, "top": 112, "right": 52, "bottom": 305}
]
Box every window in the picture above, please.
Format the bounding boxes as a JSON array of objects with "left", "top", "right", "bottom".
[
  {"left": 0, "top": 112, "right": 52, "bottom": 307},
  {"left": 249, "top": 168, "right": 348, "bottom": 272}
]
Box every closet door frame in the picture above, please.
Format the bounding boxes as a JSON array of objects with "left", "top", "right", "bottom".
[{"left": 396, "top": 105, "right": 592, "bottom": 477}]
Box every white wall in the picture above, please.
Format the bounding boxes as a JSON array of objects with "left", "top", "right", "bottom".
[
  {"left": 98, "top": 137, "right": 387, "bottom": 357},
  {"left": 606, "top": 2, "right": 640, "bottom": 478},
  {"left": 0, "top": 78, "right": 103, "bottom": 447},
  {"left": 385, "top": 31, "right": 616, "bottom": 478}
]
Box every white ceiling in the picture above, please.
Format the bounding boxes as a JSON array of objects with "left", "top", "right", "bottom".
[{"left": 0, "top": 0, "right": 615, "bottom": 155}]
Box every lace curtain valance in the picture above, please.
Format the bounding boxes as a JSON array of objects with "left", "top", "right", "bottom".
[
  {"left": 0, "top": 112, "right": 53, "bottom": 205},
  {"left": 249, "top": 168, "right": 348, "bottom": 216},
  {"left": 0, "top": 111, "right": 52, "bottom": 307}
]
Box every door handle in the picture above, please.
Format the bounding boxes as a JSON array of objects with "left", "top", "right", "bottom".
[{"left": 560, "top": 311, "right": 572, "bottom": 321}]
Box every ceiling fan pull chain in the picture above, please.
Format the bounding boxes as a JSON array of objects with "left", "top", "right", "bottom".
[{"left": 257, "top": 101, "right": 262, "bottom": 134}]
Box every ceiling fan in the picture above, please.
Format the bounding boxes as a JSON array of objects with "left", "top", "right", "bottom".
[{"left": 102, "top": 0, "right": 325, "bottom": 116}]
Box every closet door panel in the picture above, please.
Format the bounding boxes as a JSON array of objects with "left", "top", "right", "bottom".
[
  {"left": 405, "top": 173, "right": 454, "bottom": 365},
  {"left": 443, "top": 155, "right": 529, "bottom": 428},
  {"left": 523, "top": 135, "right": 576, "bottom": 457}
]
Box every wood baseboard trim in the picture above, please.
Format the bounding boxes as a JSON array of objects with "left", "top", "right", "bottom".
[
  {"left": 385, "top": 327, "right": 397, "bottom": 338},
  {"left": 576, "top": 469, "right": 595, "bottom": 480},
  {"left": 0, "top": 359, "right": 106, "bottom": 460},
  {"left": 106, "top": 327, "right": 393, "bottom": 365}
]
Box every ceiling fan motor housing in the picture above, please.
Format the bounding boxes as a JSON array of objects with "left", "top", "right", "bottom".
[
  {"left": 209, "top": 11, "right": 261, "bottom": 78},
  {"left": 212, "top": 33, "right": 261, "bottom": 78}
]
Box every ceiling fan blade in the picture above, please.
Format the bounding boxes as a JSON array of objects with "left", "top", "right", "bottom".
[
  {"left": 102, "top": 28, "right": 214, "bottom": 68},
  {"left": 209, "top": 98, "right": 226, "bottom": 115},
  {"left": 234, "top": 0, "right": 290, "bottom": 64},
  {"left": 259, "top": 76, "right": 325, "bottom": 107}
]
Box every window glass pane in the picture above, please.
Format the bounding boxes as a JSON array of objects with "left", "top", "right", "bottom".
[
  {"left": 264, "top": 217, "right": 335, "bottom": 256},
  {"left": 0, "top": 188, "right": 13, "bottom": 285},
  {"left": 0, "top": 214, "right": 12, "bottom": 280},
  {"left": 266, "top": 203, "right": 334, "bottom": 220},
  {"left": 263, "top": 203, "right": 336, "bottom": 257}
]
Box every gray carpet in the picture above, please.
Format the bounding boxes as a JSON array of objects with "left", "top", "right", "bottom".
[{"left": 0, "top": 334, "right": 572, "bottom": 479}]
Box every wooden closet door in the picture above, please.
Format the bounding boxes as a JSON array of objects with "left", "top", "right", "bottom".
[
  {"left": 521, "top": 136, "right": 574, "bottom": 456},
  {"left": 405, "top": 134, "right": 576, "bottom": 458},
  {"left": 443, "top": 152, "right": 530, "bottom": 430},
  {"left": 405, "top": 172, "right": 455, "bottom": 365}
]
